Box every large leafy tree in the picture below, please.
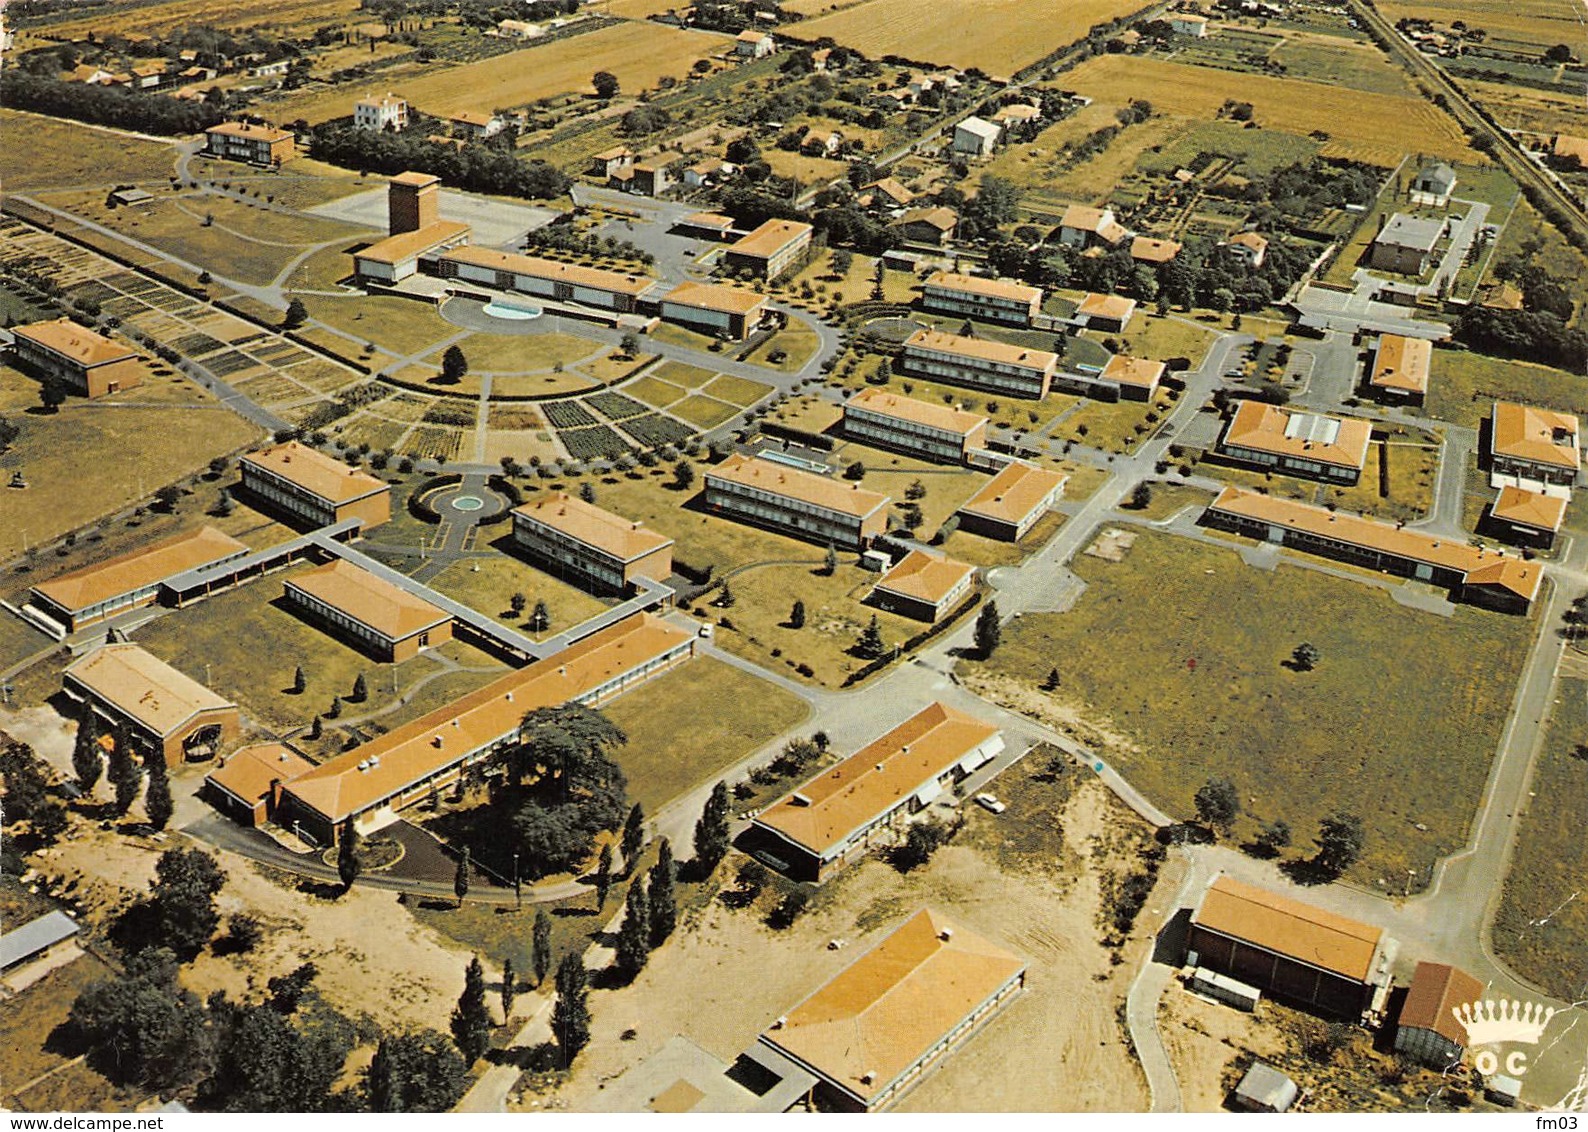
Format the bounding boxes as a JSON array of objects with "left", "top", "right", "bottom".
[
  {"left": 67, "top": 948, "right": 209, "bottom": 1090},
  {"left": 149, "top": 847, "right": 226, "bottom": 957},
  {"left": 508, "top": 705, "right": 629, "bottom": 877},
  {"left": 366, "top": 1029, "right": 469, "bottom": 1112},
  {"left": 203, "top": 997, "right": 352, "bottom": 1112}
]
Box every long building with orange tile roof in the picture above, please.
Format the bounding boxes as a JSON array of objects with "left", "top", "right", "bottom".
[
  {"left": 758, "top": 909, "right": 1026, "bottom": 1110},
  {"left": 204, "top": 120, "right": 294, "bottom": 165},
  {"left": 1189, "top": 874, "right": 1396, "bottom": 1019},
  {"left": 750, "top": 702, "right": 1003, "bottom": 881},
  {"left": 439, "top": 246, "right": 656, "bottom": 312},
  {"left": 901, "top": 328, "right": 1057, "bottom": 400},
  {"left": 956, "top": 460, "right": 1066, "bottom": 541},
  {"left": 703, "top": 454, "right": 890, "bottom": 550},
  {"left": 510, "top": 492, "right": 674, "bottom": 594},
  {"left": 921, "top": 271, "right": 1042, "bottom": 326},
  {"left": 1202, "top": 486, "right": 1541, "bottom": 612},
  {"left": 284, "top": 559, "right": 453, "bottom": 661},
  {"left": 275, "top": 612, "right": 694, "bottom": 844},
  {"left": 868, "top": 549, "right": 976, "bottom": 622},
  {"left": 239, "top": 441, "right": 392, "bottom": 531},
  {"left": 1488, "top": 400, "right": 1580, "bottom": 486},
  {"left": 1218, "top": 401, "right": 1373, "bottom": 484},
  {"left": 63, "top": 643, "right": 240, "bottom": 767},
  {"left": 29, "top": 526, "right": 250, "bottom": 632},
  {"left": 842, "top": 388, "right": 988, "bottom": 464},
  {"left": 10, "top": 318, "right": 144, "bottom": 398}
]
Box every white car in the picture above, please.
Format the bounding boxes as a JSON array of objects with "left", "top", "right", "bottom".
[{"left": 974, "top": 792, "right": 1006, "bottom": 814}]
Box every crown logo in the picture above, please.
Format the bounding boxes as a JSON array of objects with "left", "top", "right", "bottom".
[{"left": 1452, "top": 998, "right": 1557, "bottom": 1047}]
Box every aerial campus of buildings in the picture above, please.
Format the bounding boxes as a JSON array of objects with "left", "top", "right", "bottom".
[{"left": 1, "top": 0, "right": 1587, "bottom": 1120}]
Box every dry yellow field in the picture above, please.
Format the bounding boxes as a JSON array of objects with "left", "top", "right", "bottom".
[
  {"left": 266, "top": 21, "right": 719, "bottom": 123},
  {"left": 1062, "top": 55, "right": 1481, "bottom": 164},
  {"left": 20, "top": 0, "right": 360, "bottom": 42},
  {"left": 602, "top": 0, "right": 692, "bottom": 16},
  {"left": 790, "top": 0, "right": 1147, "bottom": 75},
  {"left": 1466, "top": 80, "right": 1588, "bottom": 135},
  {"left": 1378, "top": 0, "right": 1584, "bottom": 47}
]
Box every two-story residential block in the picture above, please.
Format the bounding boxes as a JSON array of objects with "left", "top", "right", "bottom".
[
  {"left": 1368, "top": 334, "right": 1431, "bottom": 405},
  {"left": 239, "top": 441, "right": 392, "bottom": 530},
  {"left": 1058, "top": 204, "right": 1128, "bottom": 249},
  {"left": 704, "top": 454, "right": 890, "bottom": 549},
  {"left": 631, "top": 151, "right": 684, "bottom": 197},
  {"left": 354, "top": 94, "right": 408, "bottom": 132},
  {"left": 1224, "top": 231, "right": 1268, "bottom": 268},
  {"left": 9, "top": 318, "right": 144, "bottom": 398},
  {"left": 921, "top": 272, "right": 1043, "bottom": 326},
  {"left": 1218, "top": 402, "right": 1373, "bottom": 484},
  {"left": 723, "top": 219, "right": 814, "bottom": 281},
  {"left": 736, "top": 29, "right": 775, "bottom": 57},
  {"left": 510, "top": 492, "right": 675, "bottom": 594},
  {"left": 951, "top": 116, "right": 1001, "bottom": 157},
  {"left": 900, "top": 328, "right": 1057, "bottom": 400},
  {"left": 1488, "top": 400, "right": 1580, "bottom": 486},
  {"left": 204, "top": 121, "right": 295, "bottom": 166},
  {"left": 842, "top": 388, "right": 988, "bottom": 464},
  {"left": 284, "top": 559, "right": 453, "bottom": 662},
  {"left": 1371, "top": 213, "right": 1444, "bottom": 274}
]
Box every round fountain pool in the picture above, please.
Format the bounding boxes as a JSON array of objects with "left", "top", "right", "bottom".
[{"left": 482, "top": 299, "right": 544, "bottom": 321}]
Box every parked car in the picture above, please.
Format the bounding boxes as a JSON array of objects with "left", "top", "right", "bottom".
[{"left": 974, "top": 792, "right": 1006, "bottom": 814}]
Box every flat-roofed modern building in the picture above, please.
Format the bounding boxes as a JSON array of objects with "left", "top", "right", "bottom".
[
  {"left": 511, "top": 492, "right": 675, "bottom": 593},
  {"left": 921, "top": 271, "right": 1042, "bottom": 326},
  {"left": 704, "top": 454, "right": 890, "bottom": 550},
  {"left": 1369, "top": 334, "right": 1431, "bottom": 405},
  {"left": 956, "top": 461, "right": 1066, "bottom": 541},
  {"left": 239, "top": 441, "right": 392, "bottom": 530},
  {"left": 1488, "top": 484, "right": 1567, "bottom": 548},
  {"left": 1394, "top": 961, "right": 1485, "bottom": 1069},
  {"left": 284, "top": 559, "right": 453, "bottom": 661},
  {"left": 758, "top": 909, "right": 1026, "bottom": 1111},
  {"left": 1488, "top": 400, "right": 1580, "bottom": 486},
  {"left": 1218, "top": 401, "right": 1373, "bottom": 484},
  {"left": 658, "top": 281, "right": 768, "bottom": 340},
  {"left": 1188, "top": 874, "right": 1396, "bottom": 1019},
  {"left": 276, "top": 613, "right": 694, "bottom": 843},
  {"left": 9, "top": 318, "right": 143, "bottom": 398},
  {"left": 438, "top": 246, "right": 656, "bottom": 312},
  {"left": 723, "top": 219, "right": 814, "bottom": 281},
  {"left": 1100, "top": 354, "right": 1164, "bottom": 401},
  {"left": 1076, "top": 292, "right": 1136, "bottom": 332},
  {"left": 901, "top": 328, "right": 1057, "bottom": 400},
  {"left": 204, "top": 121, "right": 294, "bottom": 165},
  {"left": 750, "top": 702, "right": 1003, "bottom": 881},
  {"left": 842, "top": 388, "right": 988, "bottom": 464},
  {"left": 1371, "top": 213, "right": 1443, "bottom": 274},
  {"left": 63, "top": 643, "right": 240, "bottom": 767},
  {"left": 868, "top": 549, "right": 975, "bottom": 622},
  {"left": 204, "top": 742, "right": 316, "bottom": 827},
  {"left": 1202, "top": 486, "right": 1542, "bottom": 613},
  {"left": 29, "top": 526, "right": 250, "bottom": 632}
]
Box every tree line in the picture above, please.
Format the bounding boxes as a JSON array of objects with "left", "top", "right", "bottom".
[
  {"left": 1, "top": 70, "right": 226, "bottom": 135},
  {"left": 309, "top": 125, "right": 570, "bottom": 201}
]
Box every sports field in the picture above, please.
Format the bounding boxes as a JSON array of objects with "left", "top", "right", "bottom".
[
  {"left": 267, "top": 21, "right": 720, "bottom": 124},
  {"left": 788, "top": 0, "right": 1147, "bottom": 75},
  {"left": 1061, "top": 55, "right": 1480, "bottom": 164}
]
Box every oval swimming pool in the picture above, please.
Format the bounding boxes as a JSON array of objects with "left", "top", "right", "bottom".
[{"left": 482, "top": 299, "right": 544, "bottom": 321}]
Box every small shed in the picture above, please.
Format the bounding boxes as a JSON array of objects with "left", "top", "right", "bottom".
[
  {"left": 1234, "top": 1062, "right": 1299, "bottom": 1112},
  {"left": 1485, "top": 1074, "right": 1523, "bottom": 1106}
]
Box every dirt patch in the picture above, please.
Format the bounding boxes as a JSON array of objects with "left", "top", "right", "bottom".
[
  {"left": 1085, "top": 527, "right": 1138, "bottom": 562},
  {"left": 532, "top": 777, "right": 1157, "bottom": 1111},
  {"left": 964, "top": 671, "right": 1145, "bottom": 764}
]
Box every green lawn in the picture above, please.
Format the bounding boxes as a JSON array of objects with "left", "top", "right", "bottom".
[
  {"left": 1113, "top": 312, "right": 1221, "bottom": 365},
  {"left": 603, "top": 656, "right": 810, "bottom": 811},
  {"left": 302, "top": 294, "right": 461, "bottom": 358},
  {"left": 427, "top": 549, "right": 611, "bottom": 638},
  {"left": 130, "top": 562, "right": 503, "bottom": 734},
  {"left": 1492, "top": 674, "right": 1588, "bottom": 999},
  {"left": 0, "top": 109, "right": 174, "bottom": 193},
  {"left": 1425, "top": 348, "right": 1588, "bottom": 430},
  {"left": 649, "top": 361, "right": 717, "bottom": 388},
  {"left": 448, "top": 331, "right": 604, "bottom": 374},
  {"left": 744, "top": 317, "right": 822, "bottom": 373},
  {"left": 0, "top": 364, "right": 262, "bottom": 562},
  {"left": 966, "top": 529, "right": 1536, "bottom": 887},
  {"left": 700, "top": 374, "right": 774, "bottom": 406},
  {"left": 669, "top": 394, "right": 741, "bottom": 430},
  {"left": 623, "top": 375, "right": 686, "bottom": 409},
  {"left": 1135, "top": 119, "right": 1321, "bottom": 179}
]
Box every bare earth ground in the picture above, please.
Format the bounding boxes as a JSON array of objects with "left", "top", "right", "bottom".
[
  {"left": 26, "top": 803, "right": 479, "bottom": 1034},
  {"left": 537, "top": 778, "right": 1158, "bottom": 1112}
]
